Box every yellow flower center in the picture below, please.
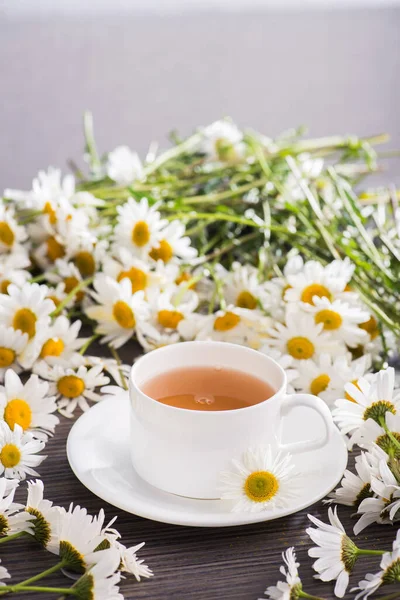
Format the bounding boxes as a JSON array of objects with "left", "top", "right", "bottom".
[
  {"left": 117, "top": 267, "right": 147, "bottom": 294},
  {"left": 149, "top": 240, "right": 173, "bottom": 263},
  {"left": 47, "top": 295, "right": 61, "bottom": 309},
  {"left": 244, "top": 471, "right": 279, "bottom": 502},
  {"left": 132, "top": 221, "right": 151, "bottom": 247},
  {"left": 112, "top": 300, "right": 136, "bottom": 329},
  {"left": 0, "top": 347, "right": 16, "bottom": 368},
  {"left": 345, "top": 379, "right": 361, "bottom": 403},
  {"left": 0, "top": 280, "right": 11, "bottom": 294},
  {"left": 4, "top": 399, "right": 32, "bottom": 431},
  {"left": 40, "top": 338, "right": 65, "bottom": 358},
  {"left": 63, "top": 276, "right": 84, "bottom": 302},
  {"left": 315, "top": 309, "right": 343, "bottom": 331},
  {"left": 301, "top": 284, "right": 332, "bottom": 305},
  {"left": 43, "top": 202, "right": 57, "bottom": 225},
  {"left": 0, "top": 222, "right": 15, "bottom": 247},
  {"left": 73, "top": 251, "right": 96, "bottom": 277},
  {"left": 310, "top": 374, "right": 331, "bottom": 396},
  {"left": 157, "top": 310, "right": 184, "bottom": 330},
  {"left": 57, "top": 375, "right": 85, "bottom": 399},
  {"left": 236, "top": 290, "right": 257, "bottom": 310},
  {"left": 46, "top": 236, "right": 65, "bottom": 262},
  {"left": 175, "top": 272, "right": 195, "bottom": 289},
  {"left": 214, "top": 312, "right": 241, "bottom": 332},
  {"left": 359, "top": 315, "right": 379, "bottom": 340},
  {"left": 0, "top": 443, "right": 21, "bottom": 468},
  {"left": 286, "top": 336, "right": 315, "bottom": 360},
  {"left": 12, "top": 308, "right": 37, "bottom": 339}
]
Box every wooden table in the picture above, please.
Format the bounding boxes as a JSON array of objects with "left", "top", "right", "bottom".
[{"left": 5, "top": 344, "right": 397, "bottom": 600}]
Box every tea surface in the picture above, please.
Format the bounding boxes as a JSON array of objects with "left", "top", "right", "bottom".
[{"left": 141, "top": 366, "right": 275, "bottom": 411}]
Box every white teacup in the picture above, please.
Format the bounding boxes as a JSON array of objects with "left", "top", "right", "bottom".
[{"left": 129, "top": 341, "right": 335, "bottom": 499}]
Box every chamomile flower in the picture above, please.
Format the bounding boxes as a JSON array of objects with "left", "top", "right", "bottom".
[
  {"left": 307, "top": 507, "right": 358, "bottom": 598},
  {"left": 353, "top": 532, "right": 400, "bottom": 599},
  {"left": 148, "top": 220, "right": 197, "bottom": 264},
  {"left": 0, "top": 477, "right": 35, "bottom": 536},
  {"left": 65, "top": 237, "right": 108, "bottom": 279},
  {"left": 26, "top": 479, "right": 63, "bottom": 550},
  {"left": 113, "top": 197, "right": 166, "bottom": 257},
  {"left": 31, "top": 316, "right": 87, "bottom": 365},
  {"left": 100, "top": 520, "right": 153, "bottom": 581},
  {"left": 86, "top": 275, "right": 150, "bottom": 348},
  {"left": 4, "top": 167, "right": 75, "bottom": 210},
  {"left": 333, "top": 367, "right": 400, "bottom": 448},
  {"left": 285, "top": 259, "right": 354, "bottom": 306},
  {"left": 326, "top": 452, "right": 375, "bottom": 508},
  {"left": 47, "top": 260, "right": 86, "bottom": 305},
  {"left": 0, "top": 326, "right": 28, "bottom": 380},
  {"left": 263, "top": 312, "right": 341, "bottom": 363},
  {"left": 0, "top": 204, "right": 28, "bottom": 253},
  {"left": 107, "top": 145, "right": 144, "bottom": 185},
  {"left": 219, "top": 445, "right": 298, "bottom": 512},
  {"left": 85, "top": 356, "right": 131, "bottom": 389},
  {"left": 74, "top": 550, "right": 123, "bottom": 600},
  {"left": 302, "top": 297, "right": 369, "bottom": 348},
  {"left": 263, "top": 547, "right": 302, "bottom": 600},
  {"left": 200, "top": 119, "right": 245, "bottom": 161},
  {"left": 0, "top": 422, "right": 46, "bottom": 480},
  {"left": 147, "top": 284, "right": 199, "bottom": 334},
  {"left": 0, "top": 249, "right": 30, "bottom": 294},
  {"left": 45, "top": 282, "right": 69, "bottom": 313},
  {"left": 35, "top": 361, "right": 110, "bottom": 418},
  {"left": 217, "top": 262, "right": 266, "bottom": 310},
  {"left": 137, "top": 322, "right": 180, "bottom": 352},
  {"left": 0, "top": 282, "right": 54, "bottom": 344}
]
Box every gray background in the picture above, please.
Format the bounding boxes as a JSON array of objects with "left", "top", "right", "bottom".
[{"left": 0, "top": 5, "right": 399, "bottom": 189}]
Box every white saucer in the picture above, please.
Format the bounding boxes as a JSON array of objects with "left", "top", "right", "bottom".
[{"left": 67, "top": 391, "right": 348, "bottom": 527}]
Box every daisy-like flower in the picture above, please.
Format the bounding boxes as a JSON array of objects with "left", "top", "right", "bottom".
[
  {"left": 0, "top": 204, "right": 28, "bottom": 254},
  {"left": 47, "top": 260, "right": 86, "bottom": 306},
  {"left": 353, "top": 531, "right": 400, "bottom": 599},
  {"left": 86, "top": 275, "right": 150, "bottom": 348},
  {"left": 0, "top": 282, "right": 54, "bottom": 345},
  {"left": 113, "top": 197, "right": 166, "bottom": 257},
  {"left": 0, "top": 249, "right": 30, "bottom": 294},
  {"left": 137, "top": 322, "right": 180, "bottom": 352},
  {"left": 45, "top": 282, "right": 69, "bottom": 313},
  {"left": 263, "top": 312, "right": 342, "bottom": 363},
  {"left": 217, "top": 262, "right": 266, "bottom": 310},
  {"left": 219, "top": 445, "right": 298, "bottom": 513},
  {"left": 302, "top": 297, "right": 369, "bottom": 348},
  {"left": 84, "top": 356, "right": 131, "bottom": 389},
  {"left": 199, "top": 119, "right": 245, "bottom": 161},
  {"left": 259, "top": 347, "right": 298, "bottom": 394},
  {"left": 326, "top": 452, "right": 375, "bottom": 508},
  {"left": 74, "top": 549, "right": 123, "bottom": 600},
  {"left": 285, "top": 259, "right": 354, "bottom": 306},
  {"left": 293, "top": 354, "right": 370, "bottom": 407},
  {"left": 64, "top": 237, "right": 108, "bottom": 279},
  {"left": 107, "top": 145, "right": 144, "bottom": 185},
  {"left": 35, "top": 360, "right": 110, "bottom": 418},
  {"left": 0, "top": 477, "right": 35, "bottom": 537},
  {"left": 101, "top": 519, "right": 153, "bottom": 581},
  {"left": 0, "top": 326, "right": 28, "bottom": 380},
  {"left": 148, "top": 220, "right": 197, "bottom": 264},
  {"left": 147, "top": 284, "right": 199, "bottom": 335},
  {"left": 29, "top": 316, "right": 87, "bottom": 366},
  {"left": 4, "top": 166, "right": 75, "bottom": 210},
  {"left": 262, "top": 547, "right": 302, "bottom": 600},
  {"left": 333, "top": 367, "right": 400, "bottom": 449},
  {"left": 0, "top": 422, "right": 45, "bottom": 480},
  {"left": 0, "top": 370, "right": 59, "bottom": 440},
  {"left": 26, "top": 479, "right": 63, "bottom": 550},
  {"left": 307, "top": 507, "right": 358, "bottom": 598}
]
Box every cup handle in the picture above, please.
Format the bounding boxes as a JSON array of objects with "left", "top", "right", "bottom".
[{"left": 278, "top": 393, "right": 334, "bottom": 454}]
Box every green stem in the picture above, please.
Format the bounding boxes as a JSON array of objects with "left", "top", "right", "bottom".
[
  {"left": 286, "top": 132, "right": 389, "bottom": 154},
  {"left": 376, "top": 592, "right": 400, "bottom": 600},
  {"left": 15, "top": 560, "right": 67, "bottom": 587},
  {"left": 83, "top": 111, "right": 101, "bottom": 173},
  {"left": 379, "top": 417, "right": 400, "bottom": 452},
  {"left": 108, "top": 345, "right": 128, "bottom": 391},
  {"left": 299, "top": 592, "right": 327, "bottom": 600},
  {"left": 144, "top": 132, "right": 203, "bottom": 176},
  {"left": 50, "top": 277, "right": 93, "bottom": 317},
  {"left": 0, "top": 585, "right": 76, "bottom": 594},
  {"left": 357, "top": 548, "right": 387, "bottom": 557},
  {"left": 180, "top": 177, "right": 270, "bottom": 205},
  {"left": 29, "top": 273, "right": 48, "bottom": 283},
  {"left": 0, "top": 531, "right": 27, "bottom": 544},
  {"left": 79, "top": 334, "right": 99, "bottom": 355}
]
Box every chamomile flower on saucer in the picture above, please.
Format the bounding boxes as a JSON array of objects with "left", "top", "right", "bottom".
[
  {"left": 0, "top": 370, "right": 59, "bottom": 440},
  {"left": 0, "top": 249, "right": 31, "bottom": 294},
  {"left": 307, "top": 507, "right": 358, "bottom": 598},
  {"left": 26, "top": 479, "right": 64, "bottom": 550},
  {"left": 0, "top": 282, "right": 54, "bottom": 343},
  {"left": 0, "top": 477, "right": 35, "bottom": 536},
  {"left": 219, "top": 445, "right": 298, "bottom": 512},
  {"left": 263, "top": 547, "right": 302, "bottom": 600},
  {"left": 86, "top": 275, "right": 150, "bottom": 348},
  {"left": 0, "top": 326, "right": 28, "bottom": 380},
  {"left": 285, "top": 259, "right": 354, "bottom": 306},
  {"left": 200, "top": 119, "right": 245, "bottom": 161},
  {"left": 107, "top": 145, "right": 144, "bottom": 185},
  {"left": 333, "top": 367, "right": 400, "bottom": 446},
  {"left": 0, "top": 422, "right": 46, "bottom": 480},
  {"left": 148, "top": 220, "right": 197, "bottom": 264},
  {"left": 302, "top": 297, "right": 369, "bottom": 348},
  {"left": 263, "top": 312, "right": 341, "bottom": 363},
  {"left": 36, "top": 361, "right": 109, "bottom": 418},
  {"left": 218, "top": 262, "right": 265, "bottom": 310},
  {"left": 74, "top": 550, "right": 123, "bottom": 600},
  {"left": 113, "top": 197, "right": 166, "bottom": 257},
  {"left": 0, "top": 205, "right": 28, "bottom": 254}
]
